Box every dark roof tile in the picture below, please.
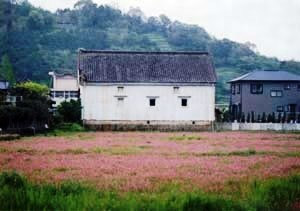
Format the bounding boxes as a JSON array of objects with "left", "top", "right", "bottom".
[{"left": 78, "top": 50, "right": 216, "bottom": 84}]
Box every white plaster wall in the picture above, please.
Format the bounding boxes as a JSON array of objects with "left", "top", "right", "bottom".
[
  {"left": 54, "top": 77, "right": 78, "bottom": 91},
  {"left": 80, "top": 84, "right": 215, "bottom": 121}
]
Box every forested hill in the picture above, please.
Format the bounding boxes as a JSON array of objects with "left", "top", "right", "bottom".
[{"left": 1, "top": 0, "right": 300, "bottom": 103}]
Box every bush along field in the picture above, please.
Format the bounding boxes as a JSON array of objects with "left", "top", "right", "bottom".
[{"left": 0, "top": 131, "right": 300, "bottom": 210}]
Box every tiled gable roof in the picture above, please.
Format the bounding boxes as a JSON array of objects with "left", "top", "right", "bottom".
[
  {"left": 78, "top": 50, "right": 216, "bottom": 84},
  {"left": 229, "top": 70, "right": 300, "bottom": 83}
]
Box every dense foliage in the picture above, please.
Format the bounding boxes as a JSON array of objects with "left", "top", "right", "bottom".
[
  {"left": 57, "top": 100, "right": 82, "bottom": 123},
  {"left": 0, "top": 1, "right": 300, "bottom": 102},
  {"left": 0, "top": 171, "right": 299, "bottom": 210},
  {"left": 0, "top": 81, "right": 50, "bottom": 131}
]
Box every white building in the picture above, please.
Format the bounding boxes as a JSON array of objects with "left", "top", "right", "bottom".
[
  {"left": 78, "top": 50, "right": 217, "bottom": 129},
  {"left": 49, "top": 71, "right": 79, "bottom": 108}
]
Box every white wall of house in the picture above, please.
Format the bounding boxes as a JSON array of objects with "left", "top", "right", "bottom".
[
  {"left": 53, "top": 75, "right": 78, "bottom": 91},
  {"left": 49, "top": 73, "right": 79, "bottom": 107},
  {"left": 80, "top": 84, "right": 215, "bottom": 123}
]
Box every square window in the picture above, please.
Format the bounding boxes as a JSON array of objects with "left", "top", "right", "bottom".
[
  {"left": 181, "top": 99, "right": 188, "bottom": 107},
  {"left": 173, "top": 87, "right": 180, "bottom": 93},
  {"left": 149, "top": 99, "right": 156, "bottom": 106},
  {"left": 117, "top": 86, "right": 124, "bottom": 92},
  {"left": 250, "top": 84, "right": 263, "bottom": 94},
  {"left": 270, "top": 90, "right": 283, "bottom": 97}
]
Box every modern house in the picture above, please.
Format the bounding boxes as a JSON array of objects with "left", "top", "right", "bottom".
[
  {"left": 229, "top": 70, "right": 300, "bottom": 118},
  {"left": 78, "top": 49, "right": 217, "bottom": 129},
  {"left": 49, "top": 71, "right": 79, "bottom": 108}
]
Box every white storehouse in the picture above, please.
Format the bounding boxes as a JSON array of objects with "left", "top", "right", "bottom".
[
  {"left": 49, "top": 71, "right": 79, "bottom": 108},
  {"left": 78, "top": 50, "right": 217, "bottom": 129}
]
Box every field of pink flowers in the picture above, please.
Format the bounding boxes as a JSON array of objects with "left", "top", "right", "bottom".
[{"left": 0, "top": 131, "right": 299, "bottom": 192}]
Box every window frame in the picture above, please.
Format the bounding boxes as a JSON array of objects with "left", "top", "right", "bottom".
[
  {"left": 236, "top": 84, "right": 241, "bottom": 94},
  {"left": 149, "top": 98, "right": 156, "bottom": 107},
  {"left": 173, "top": 86, "right": 180, "bottom": 94},
  {"left": 231, "top": 84, "right": 236, "bottom": 95},
  {"left": 270, "top": 90, "right": 283, "bottom": 98},
  {"left": 250, "top": 83, "right": 263, "bottom": 94},
  {"left": 117, "top": 86, "right": 124, "bottom": 92},
  {"left": 181, "top": 98, "right": 188, "bottom": 107}
]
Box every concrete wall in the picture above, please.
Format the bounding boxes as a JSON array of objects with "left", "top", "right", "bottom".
[
  {"left": 80, "top": 84, "right": 215, "bottom": 123},
  {"left": 216, "top": 122, "right": 300, "bottom": 131},
  {"left": 53, "top": 76, "right": 78, "bottom": 91}
]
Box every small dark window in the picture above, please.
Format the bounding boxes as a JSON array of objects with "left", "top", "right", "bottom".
[
  {"left": 231, "top": 84, "right": 236, "bottom": 95},
  {"left": 147, "top": 121, "right": 150, "bottom": 124},
  {"left": 236, "top": 84, "right": 240, "bottom": 94},
  {"left": 117, "top": 86, "right": 124, "bottom": 92},
  {"left": 270, "top": 90, "right": 283, "bottom": 97},
  {"left": 277, "top": 106, "right": 283, "bottom": 112},
  {"left": 297, "top": 84, "right": 300, "bottom": 91},
  {"left": 181, "top": 99, "right": 188, "bottom": 107},
  {"left": 149, "top": 99, "right": 156, "bottom": 106},
  {"left": 173, "top": 87, "right": 180, "bottom": 93},
  {"left": 284, "top": 84, "right": 291, "bottom": 90},
  {"left": 250, "top": 84, "right": 263, "bottom": 94}
]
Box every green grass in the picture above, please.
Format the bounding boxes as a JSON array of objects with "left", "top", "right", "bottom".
[
  {"left": 168, "top": 135, "right": 202, "bottom": 141},
  {"left": 0, "top": 171, "right": 299, "bottom": 210}
]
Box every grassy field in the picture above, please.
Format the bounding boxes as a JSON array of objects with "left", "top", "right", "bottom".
[{"left": 0, "top": 131, "right": 300, "bottom": 210}]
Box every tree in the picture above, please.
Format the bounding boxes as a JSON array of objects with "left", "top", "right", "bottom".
[
  {"left": 0, "top": 54, "right": 16, "bottom": 85},
  {"left": 57, "top": 100, "right": 82, "bottom": 123},
  {"left": 15, "top": 81, "right": 49, "bottom": 97}
]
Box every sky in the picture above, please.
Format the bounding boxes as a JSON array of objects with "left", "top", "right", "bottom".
[{"left": 29, "top": 0, "right": 300, "bottom": 61}]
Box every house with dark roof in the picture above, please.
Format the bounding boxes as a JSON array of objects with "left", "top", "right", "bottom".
[
  {"left": 78, "top": 49, "right": 217, "bottom": 127},
  {"left": 49, "top": 71, "right": 79, "bottom": 108},
  {"left": 228, "top": 70, "right": 300, "bottom": 119}
]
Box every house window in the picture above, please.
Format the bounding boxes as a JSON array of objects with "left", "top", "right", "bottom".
[
  {"left": 149, "top": 98, "right": 156, "bottom": 106},
  {"left": 117, "top": 86, "right": 124, "bottom": 92},
  {"left": 181, "top": 99, "right": 188, "bottom": 107},
  {"left": 70, "top": 91, "right": 78, "bottom": 98},
  {"left": 277, "top": 106, "right": 284, "bottom": 112},
  {"left": 236, "top": 84, "right": 240, "bottom": 94},
  {"left": 250, "top": 84, "right": 263, "bottom": 94},
  {"left": 297, "top": 84, "right": 300, "bottom": 91},
  {"left": 231, "top": 84, "right": 236, "bottom": 95},
  {"left": 65, "top": 91, "right": 70, "bottom": 99},
  {"left": 55, "top": 91, "right": 64, "bottom": 98},
  {"left": 284, "top": 84, "right": 291, "bottom": 90},
  {"left": 270, "top": 90, "right": 283, "bottom": 97},
  {"left": 117, "top": 97, "right": 124, "bottom": 105},
  {"left": 173, "top": 87, "right": 180, "bottom": 93}
]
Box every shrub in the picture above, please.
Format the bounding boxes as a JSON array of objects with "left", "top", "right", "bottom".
[{"left": 57, "top": 100, "right": 82, "bottom": 123}]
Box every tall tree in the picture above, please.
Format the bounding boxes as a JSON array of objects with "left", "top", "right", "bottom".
[{"left": 0, "top": 54, "right": 16, "bottom": 85}]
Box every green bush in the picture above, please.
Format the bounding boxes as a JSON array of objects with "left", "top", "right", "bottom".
[{"left": 57, "top": 100, "right": 82, "bottom": 123}]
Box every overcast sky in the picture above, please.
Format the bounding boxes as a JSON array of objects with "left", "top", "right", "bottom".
[{"left": 29, "top": 0, "right": 300, "bottom": 61}]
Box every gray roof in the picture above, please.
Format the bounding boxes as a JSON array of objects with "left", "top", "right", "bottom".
[
  {"left": 229, "top": 70, "right": 300, "bottom": 83},
  {"left": 78, "top": 50, "right": 216, "bottom": 84}
]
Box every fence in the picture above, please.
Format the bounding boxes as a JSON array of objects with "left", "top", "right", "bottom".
[{"left": 215, "top": 122, "right": 300, "bottom": 131}]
